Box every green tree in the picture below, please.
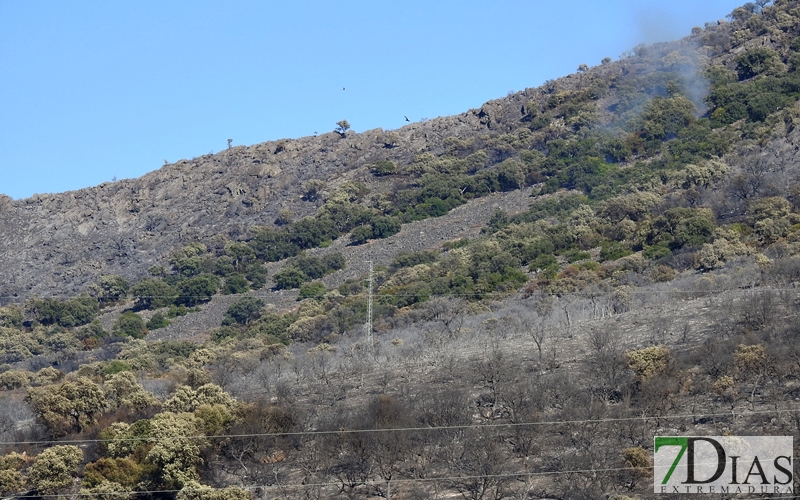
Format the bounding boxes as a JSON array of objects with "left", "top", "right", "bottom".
[
  {"left": 224, "top": 243, "right": 255, "bottom": 272},
  {"left": 176, "top": 274, "right": 220, "bottom": 307},
  {"left": 103, "top": 372, "right": 158, "bottom": 411},
  {"left": 25, "top": 296, "right": 99, "bottom": 327},
  {"left": 177, "top": 481, "right": 251, "bottom": 500},
  {"left": 114, "top": 311, "right": 147, "bottom": 339},
  {"left": 349, "top": 225, "right": 373, "bottom": 245},
  {"left": 26, "top": 377, "right": 108, "bottom": 435},
  {"left": 222, "top": 274, "right": 249, "bottom": 294},
  {"left": 163, "top": 384, "right": 235, "bottom": 413},
  {"left": 95, "top": 275, "right": 131, "bottom": 306},
  {"left": 28, "top": 445, "right": 83, "bottom": 494},
  {"left": 736, "top": 47, "right": 782, "bottom": 80},
  {"left": 83, "top": 457, "right": 144, "bottom": 489},
  {"left": 80, "top": 479, "right": 134, "bottom": 500},
  {"left": 146, "top": 311, "right": 170, "bottom": 330},
  {"left": 130, "top": 279, "right": 177, "bottom": 310},
  {"left": 298, "top": 281, "right": 327, "bottom": 300},
  {"left": 0, "top": 468, "right": 26, "bottom": 496},
  {"left": 0, "top": 305, "right": 24, "bottom": 328},
  {"left": 272, "top": 267, "right": 307, "bottom": 290},
  {"left": 370, "top": 160, "right": 398, "bottom": 176},
  {"left": 222, "top": 297, "right": 264, "bottom": 326},
  {"left": 335, "top": 119, "right": 351, "bottom": 136},
  {"left": 146, "top": 412, "right": 205, "bottom": 489},
  {"left": 244, "top": 263, "right": 267, "bottom": 289}
]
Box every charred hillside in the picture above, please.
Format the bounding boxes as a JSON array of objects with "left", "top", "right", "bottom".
[{"left": 0, "top": 16, "right": 758, "bottom": 302}]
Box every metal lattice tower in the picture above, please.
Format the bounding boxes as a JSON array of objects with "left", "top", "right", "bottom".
[{"left": 364, "top": 260, "right": 373, "bottom": 347}]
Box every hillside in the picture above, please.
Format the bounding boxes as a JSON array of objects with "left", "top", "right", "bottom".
[{"left": 3, "top": 2, "right": 800, "bottom": 499}]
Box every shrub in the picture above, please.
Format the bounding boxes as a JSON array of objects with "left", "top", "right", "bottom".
[
  {"left": 28, "top": 445, "right": 83, "bottom": 494},
  {"left": 0, "top": 370, "right": 33, "bottom": 390},
  {"left": 114, "top": 311, "right": 147, "bottom": 339},
  {"left": 146, "top": 312, "right": 170, "bottom": 330},
  {"left": 222, "top": 297, "right": 265, "bottom": 326},
  {"left": 370, "top": 216, "right": 402, "bottom": 239},
  {"left": 83, "top": 457, "right": 143, "bottom": 489},
  {"left": 243, "top": 264, "right": 266, "bottom": 290},
  {"left": 176, "top": 274, "right": 220, "bottom": 307},
  {"left": 370, "top": 160, "right": 398, "bottom": 176},
  {"left": 26, "top": 296, "right": 100, "bottom": 328},
  {"left": 0, "top": 306, "right": 23, "bottom": 328},
  {"left": 298, "top": 281, "right": 327, "bottom": 300},
  {"left": 95, "top": 275, "right": 131, "bottom": 306},
  {"left": 222, "top": 274, "right": 249, "bottom": 295},
  {"left": 736, "top": 47, "right": 782, "bottom": 80},
  {"left": 103, "top": 360, "right": 132, "bottom": 376},
  {"left": 600, "top": 241, "right": 633, "bottom": 261},
  {"left": 272, "top": 267, "right": 307, "bottom": 290},
  {"left": 130, "top": 279, "right": 177, "bottom": 310},
  {"left": 626, "top": 346, "right": 670, "bottom": 380}
]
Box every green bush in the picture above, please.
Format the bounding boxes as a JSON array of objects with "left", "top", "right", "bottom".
[
  {"left": 26, "top": 296, "right": 100, "bottom": 328},
  {"left": 222, "top": 274, "right": 249, "bottom": 295},
  {"left": 146, "top": 312, "right": 170, "bottom": 330},
  {"left": 131, "top": 279, "right": 177, "bottom": 310},
  {"left": 244, "top": 264, "right": 267, "bottom": 289},
  {"left": 391, "top": 250, "right": 438, "bottom": 270},
  {"left": 103, "top": 360, "right": 132, "bottom": 376},
  {"left": 273, "top": 268, "right": 307, "bottom": 290},
  {"left": 600, "top": 241, "right": 633, "bottom": 261},
  {"left": 95, "top": 275, "right": 130, "bottom": 306},
  {"left": 736, "top": 47, "right": 782, "bottom": 80},
  {"left": 298, "top": 281, "right": 327, "bottom": 300},
  {"left": 114, "top": 311, "right": 147, "bottom": 339},
  {"left": 222, "top": 297, "right": 265, "bottom": 326},
  {"left": 643, "top": 244, "right": 672, "bottom": 260},
  {"left": 176, "top": 274, "right": 220, "bottom": 307},
  {"left": 370, "top": 160, "right": 398, "bottom": 176}
]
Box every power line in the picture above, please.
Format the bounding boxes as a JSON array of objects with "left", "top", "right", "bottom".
[
  {"left": 2, "top": 407, "right": 798, "bottom": 447},
  {"left": 9, "top": 465, "right": 798, "bottom": 498},
  {"left": 5, "top": 286, "right": 799, "bottom": 301}
]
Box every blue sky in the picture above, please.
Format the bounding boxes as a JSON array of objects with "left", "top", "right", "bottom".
[{"left": 1, "top": 0, "right": 747, "bottom": 200}]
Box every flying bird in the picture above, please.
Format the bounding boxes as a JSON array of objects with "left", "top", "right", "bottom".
[{"left": 404, "top": 116, "right": 410, "bottom": 122}]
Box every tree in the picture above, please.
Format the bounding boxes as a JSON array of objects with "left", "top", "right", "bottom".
[
  {"left": 177, "top": 481, "right": 251, "bottom": 500},
  {"left": 0, "top": 305, "right": 23, "bottom": 328},
  {"left": 94, "top": 275, "right": 131, "bottom": 306},
  {"left": 146, "top": 412, "right": 205, "bottom": 489},
  {"left": 222, "top": 297, "right": 264, "bottom": 326},
  {"left": 80, "top": 479, "right": 134, "bottom": 500},
  {"left": 176, "top": 274, "right": 220, "bottom": 307},
  {"left": 26, "top": 377, "right": 107, "bottom": 436},
  {"left": 370, "top": 160, "right": 398, "bottom": 176},
  {"left": 146, "top": 311, "right": 170, "bottom": 330},
  {"left": 273, "top": 267, "right": 307, "bottom": 290},
  {"left": 335, "top": 120, "right": 351, "bottom": 137},
  {"left": 114, "top": 311, "right": 147, "bottom": 339},
  {"left": 275, "top": 208, "right": 294, "bottom": 226},
  {"left": 103, "top": 371, "right": 158, "bottom": 411},
  {"left": 28, "top": 445, "right": 83, "bottom": 494},
  {"left": 25, "top": 295, "right": 99, "bottom": 327},
  {"left": 130, "top": 279, "right": 177, "bottom": 310},
  {"left": 163, "top": 383, "right": 235, "bottom": 413},
  {"left": 224, "top": 243, "right": 255, "bottom": 271},
  {"left": 222, "top": 273, "right": 249, "bottom": 294},
  {"left": 736, "top": 47, "right": 782, "bottom": 80}
]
